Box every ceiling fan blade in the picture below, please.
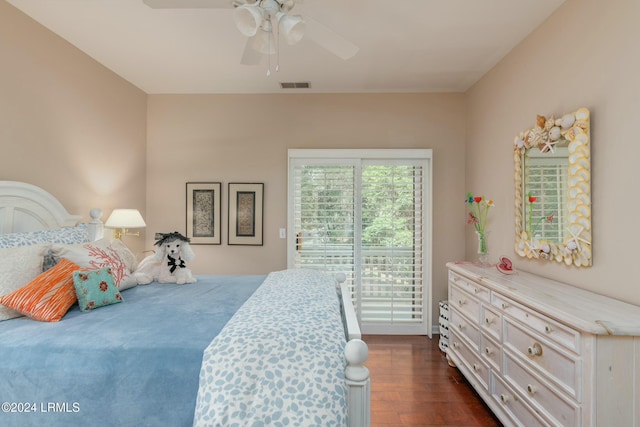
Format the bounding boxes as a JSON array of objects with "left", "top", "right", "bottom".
[
  {"left": 240, "top": 36, "right": 263, "bottom": 65},
  {"left": 142, "top": 0, "right": 237, "bottom": 9},
  {"left": 304, "top": 17, "right": 359, "bottom": 60}
]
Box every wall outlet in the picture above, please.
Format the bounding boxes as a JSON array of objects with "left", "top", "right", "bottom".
[{"left": 279, "top": 228, "right": 286, "bottom": 239}]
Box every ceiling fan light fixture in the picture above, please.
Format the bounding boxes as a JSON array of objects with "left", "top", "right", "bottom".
[
  {"left": 233, "top": 4, "right": 264, "bottom": 37},
  {"left": 254, "top": 28, "right": 276, "bottom": 54},
  {"left": 278, "top": 13, "right": 305, "bottom": 45}
]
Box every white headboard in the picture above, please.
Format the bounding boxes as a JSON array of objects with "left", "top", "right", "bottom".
[{"left": 0, "top": 181, "right": 103, "bottom": 240}]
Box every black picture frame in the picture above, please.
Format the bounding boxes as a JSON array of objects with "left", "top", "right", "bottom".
[
  {"left": 228, "top": 183, "right": 263, "bottom": 245},
  {"left": 186, "top": 182, "right": 221, "bottom": 245}
]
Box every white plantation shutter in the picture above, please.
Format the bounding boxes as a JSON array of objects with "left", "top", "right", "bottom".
[
  {"left": 288, "top": 150, "right": 432, "bottom": 336},
  {"left": 360, "top": 163, "right": 425, "bottom": 327},
  {"left": 291, "top": 163, "right": 356, "bottom": 275}
]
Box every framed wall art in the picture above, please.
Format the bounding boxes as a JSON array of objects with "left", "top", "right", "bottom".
[
  {"left": 228, "top": 183, "right": 263, "bottom": 246},
  {"left": 186, "top": 182, "right": 221, "bottom": 245}
]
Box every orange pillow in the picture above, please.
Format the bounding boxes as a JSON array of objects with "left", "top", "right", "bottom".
[{"left": 0, "top": 258, "right": 82, "bottom": 322}]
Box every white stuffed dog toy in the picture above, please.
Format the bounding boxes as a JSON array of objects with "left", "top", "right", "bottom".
[{"left": 135, "top": 231, "right": 196, "bottom": 285}]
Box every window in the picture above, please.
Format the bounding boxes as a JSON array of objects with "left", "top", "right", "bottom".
[{"left": 288, "top": 149, "right": 432, "bottom": 335}]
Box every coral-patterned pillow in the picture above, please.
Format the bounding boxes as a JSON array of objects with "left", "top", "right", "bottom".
[
  {"left": 50, "top": 238, "right": 138, "bottom": 290},
  {"left": 0, "top": 258, "right": 81, "bottom": 322},
  {"left": 73, "top": 267, "right": 123, "bottom": 312}
]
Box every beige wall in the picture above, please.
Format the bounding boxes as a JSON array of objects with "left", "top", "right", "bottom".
[
  {"left": 465, "top": 0, "right": 640, "bottom": 304},
  {"left": 0, "top": 1, "right": 147, "bottom": 254},
  {"left": 147, "top": 93, "right": 467, "bottom": 317},
  {"left": 8, "top": 0, "right": 639, "bottom": 326}
]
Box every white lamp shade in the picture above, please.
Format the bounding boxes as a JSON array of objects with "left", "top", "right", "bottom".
[
  {"left": 279, "top": 13, "right": 305, "bottom": 45},
  {"left": 105, "top": 209, "right": 146, "bottom": 229},
  {"left": 234, "top": 4, "right": 264, "bottom": 37}
]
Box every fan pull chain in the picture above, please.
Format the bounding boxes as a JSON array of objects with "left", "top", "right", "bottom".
[
  {"left": 276, "top": 20, "right": 280, "bottom": 72},
  {"left": 267, "top": 31, "right": 272, "bottom": 76}
]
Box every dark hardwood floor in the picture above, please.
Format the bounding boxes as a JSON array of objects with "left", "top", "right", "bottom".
[{"left": 364, "top": 334, "right": 502, "bottom": 427}]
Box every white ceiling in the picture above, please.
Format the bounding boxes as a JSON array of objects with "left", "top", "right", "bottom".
[{"left": 6, "top": 0, "right": 565, "bottom": 94}]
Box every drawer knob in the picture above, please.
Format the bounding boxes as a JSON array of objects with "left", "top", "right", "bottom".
[
  {"left": 527, "top": 384, "right": 537, "bottom": 395},
  {"left": 544, "top": 325, "right": 553, "bottom": 333},
  {"left": 527, "top": 342, "right": 543, "bottom": 357},
  {"left": 484, "top": 347, "right": 492, "bottom": 355},
  {"left": 458, "top": 323, "right": 465, "bottom": 330},
  {"left": 452, "top": 342, "right": 460, "bottom": 349},
  {"left": 474, "top": 287, "right": 481, "bottom": 294},
  {"left": 458, "top": 299, "right": 466, "bottom": 306},
  {"left": 501, "top": 302, "right": 509, "bottom": 309},
  {"left": 472, "top": 363, "right": 480, "bottom": 372},
  {"left": 484, "top": 317, "right": 493, "bottom": 325},
  {"left": 500, "top": 393, "right": 509, "bottom": 403}
]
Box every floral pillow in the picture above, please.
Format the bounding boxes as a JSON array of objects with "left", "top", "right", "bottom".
[
  {"left": 73, "top": 267, "right": 123, "bottom": 312},
  {"left": 0, "top": 223, "right": 89, "bottom": 248},
  {"left": 50, "top": 238, "right": 138, "bottom": 290}
]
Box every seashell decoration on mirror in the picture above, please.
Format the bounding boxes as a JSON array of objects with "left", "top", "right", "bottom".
[{"left": 513, "top": 107, "right": 591, "bottom": 267}]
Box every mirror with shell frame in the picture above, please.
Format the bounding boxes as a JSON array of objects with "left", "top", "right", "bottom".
[{"left": 513, "top": 107, "right": 591, "bottom": 267}]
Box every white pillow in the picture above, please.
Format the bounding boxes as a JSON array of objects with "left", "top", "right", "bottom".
[
  {"left": 0, "top": 244, "right": 49, "bottom": 321},
  {"left": 50, "top": 238, "right": 138, "bottom": 291}
]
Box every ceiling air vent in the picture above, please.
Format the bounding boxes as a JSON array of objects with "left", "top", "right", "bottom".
[{"left": 280, "top": 81, "right": 311, "bottom": 89}]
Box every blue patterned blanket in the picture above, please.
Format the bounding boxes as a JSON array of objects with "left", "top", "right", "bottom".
[{"left": 193, "top": 269, "right": 348, "bottom": 427}]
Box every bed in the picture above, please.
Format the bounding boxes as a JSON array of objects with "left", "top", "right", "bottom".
[{"left": 0, "top": 181, "right": 370, "bottom": 427}]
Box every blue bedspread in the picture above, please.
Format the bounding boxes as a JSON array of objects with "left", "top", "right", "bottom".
[{"left": 0, "top": 275, "right": 264, "bottom": 427}]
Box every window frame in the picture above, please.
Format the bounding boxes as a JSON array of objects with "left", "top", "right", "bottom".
[{"left": 287, "top": 149, "right": 433, "bottom": 336}]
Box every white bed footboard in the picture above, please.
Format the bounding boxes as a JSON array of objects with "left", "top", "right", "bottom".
[{"left": 336, "top": 274, "right": 371, "bottom": 427}]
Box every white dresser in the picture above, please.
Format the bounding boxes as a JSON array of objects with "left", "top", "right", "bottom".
[{"left": 446, "top": 262, "right": 640, "bottom": 427}]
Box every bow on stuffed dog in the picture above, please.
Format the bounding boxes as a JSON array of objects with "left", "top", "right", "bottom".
[
  {"left": 167, "top": 255, "right": 185, "bottom": 273},
  {"left": 134, "top": 231, "right": 197, "bottom": 285}
]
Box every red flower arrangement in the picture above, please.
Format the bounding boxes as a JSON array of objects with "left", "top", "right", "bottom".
[{"left": 466, "top": 192, "right": 494, "bottom": 256}]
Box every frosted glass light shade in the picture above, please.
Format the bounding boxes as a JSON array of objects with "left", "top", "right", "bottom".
[
  {"left": 279, "top": 13, "right": 305, "bottom": 45},
  {"left": 234, "top": 4, "right": 264, "bottom": 37},
  {"left": 254, "top": 28, "right": 276, "bottom": 54}
]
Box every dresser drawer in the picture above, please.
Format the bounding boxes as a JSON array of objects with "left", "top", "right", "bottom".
[
  {"left": 503, "top": 318, "right": 581, "bottom": 400},
  {"left": 450, "top": 306, "right": 481, "bottom": 350},
  {"left": 504, "top": 349, "right": 580, "bottom": 427},
  {"left": 450, "top": 328, "right": 490, "bottom": 391},
  {"left": 450, "top": 282, "right": 481, "bottom": 323},
  {"left": 481, "top": 304, "right": 501, "bottom": 341},
  {"left": 493, "top": 293, "right": 580, "bottom": 354},
  {"left": 481, "top": 333, "right": 501, "bottom": 373},
  {"left": 449, "top": 271, "right": 490, "bottom": 303},
  {"left": 492, "top": 373, "right": 547, "bottom": 427}
]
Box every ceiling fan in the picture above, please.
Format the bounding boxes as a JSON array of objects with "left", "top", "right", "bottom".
[{"left": 142, "top": 0, "right": 359, "bottom": 71}]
